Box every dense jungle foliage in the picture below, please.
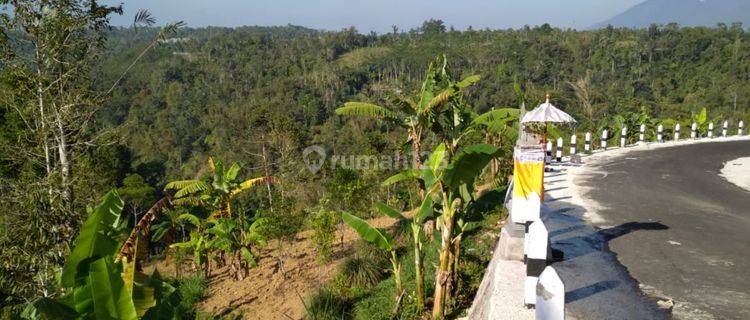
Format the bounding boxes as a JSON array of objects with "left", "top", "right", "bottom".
[{"left": 1, "top": 2, "right": 750, "bottom": 317}]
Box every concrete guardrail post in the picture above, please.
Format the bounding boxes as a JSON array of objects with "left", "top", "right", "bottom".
[
  {"left": 657, "top": 124, "right": 663, "bottom": 142},
  {"left": 722, "top": 120, "right": 728, "bottom": 137},
  {"left": 584, "top": 132, "right": 591, "bottom": 153},
  {"left": 524, "top": 219, "right": 548, "bottom": 307},
  {"left": 545, "top": 141, "right": 553, "bottom": 165},
  {"left": 708, "top": 122, "right": 714, "bottom": 138},
  {"left": 691, "top": 122, "right": 697, "bottom": 139},
  {"left": 674, "top": 123, "right": 680, "bottom": 141},
  {"left": 601, "top": 130, "right": 608, "bottom": 150},
  {"left": 620, "top": 127, "right": 627, "bottom": 148},
  {"left": 639, "top": 124, "right": 645, "bottom": 143},
  {"left": 536, "top": 266, "right": 565, "bottom": 320},
  {"left": 556, "top": 138, "right": 563, "bottom": 163},
  {"left": 569, "top": 134, "right": 577, "bottom": 156},
  {"left": 740, "top": 120, "right": 745, "bottom": 136}
]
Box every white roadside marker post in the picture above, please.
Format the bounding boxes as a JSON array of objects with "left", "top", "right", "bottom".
[
  {"left": 601, "top": 130, "right": 608, "bottom": 150},
  {"left": 674, "top": 123, "right": 681, "bottom": 141},
  {"left": 723, "top": 120, "right": 728, "bottom": 137},
  {"left": 657, "top": 124, "right": 663, "bottom": 143},
  {"left": 691, "top": 122, "right": 697, "bottom": 139},
  {"left": 569, "top": 134, "right": 577, "bottom": 156},
  {"left": 556, "top": 138, "right": 563, "bottom": 163},
  {"left": 546, "top": 141, "right": 553, "bottom": 165},
  {"left": 536, "top": 266, "right": 565, "bottom": 320},
  {"left": 639, "top": 124, "right": 645, "bottom": 143},
  {"left": 708, "top": 122, "right": 714, "bottom": 138},
  {"left": 584, "top": 132, "right": 591, "bottom": 153},
  {"left": 524, "top": 219, "right": 549, "bottom": 307},
  {"left": 620, "top": 126, "right": 627, "bottom": 148},
  {"left": 740, "top": 121, "right": 745, "bottom": 136}
]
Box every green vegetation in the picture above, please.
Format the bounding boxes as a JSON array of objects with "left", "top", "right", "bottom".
[{"left": 1, "top": 2, "right": 750, "bottom": 319}]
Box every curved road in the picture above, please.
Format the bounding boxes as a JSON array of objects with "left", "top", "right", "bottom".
[{"left": 580, "top": 140, "right": 750, "bottom": 319}]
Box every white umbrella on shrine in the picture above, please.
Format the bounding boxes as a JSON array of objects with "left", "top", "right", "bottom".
[
  {"left": 521, "top": 94, "right": 577, "bottom": 124},
  {"left": 521, "top": 94, "right": 577, "bottom": 150}
]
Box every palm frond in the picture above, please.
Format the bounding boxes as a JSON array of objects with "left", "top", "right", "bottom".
[
  {"left": 133, "top": 9, "right": 156, "bottom": 28},
  {"left": 386, "top": 93, "right": 417, "bottom": 114},
  {"left": 336, "top": 102, "right": 397, "bottom": 120},
  {"left": 424, "top": 88, "right": 454, "bottom": 115},
  {"left": 165, "top": 180, "right": 211, "bottom": 198},
  {"left": 172, "top": 196, "right": 205, "bottom": 207},
  {"left": 457, "top": 75, "right": 480, "bottom": 88},
  {"left": 231, "top": 176, "right": 276, "bottom": 196}
]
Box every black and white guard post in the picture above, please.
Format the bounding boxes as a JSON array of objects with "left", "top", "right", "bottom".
[
  {"left": 546, "top": 141, "right": 553, "bottom": 165},
  {"left": 674, "top": 123, "right": 681, "bottom": 141},
  {"left": 620, "top": 126, "right": 627, "bottom": 148},
  {"left": 722, "top": 120, "right": 728, "bottom": 137},
  {"left": 708, "top": 122, "right": 714, "bottom": 138},
  {"left": 657, "top": 124, "right": 663, "bottom": 143},
  {"left": 569, "top": 134, "right": 577, "bottom": 156},
  {"left": 524, "top": 218, "right": 549, "bottom": 307},
  {"left": 740, "top": 120, "right": 745, "bottom": 136},
  {"left": 691, "top": 122, "right": 697, "bottom": 139},
  {"left": 536, "top": 266, "right": 565, "bottom": 320},
  {"left": 584, "top": 132, "right": 591, "bottom": 153},
  {"left": 639, "top": 124, "right": 645, "bottom": 143},
  {"left": 601, "top": 129, "right": 608, "bottom": 150},
  {"left": 556, "top": 137, "right": 563, "bottom": 163}
]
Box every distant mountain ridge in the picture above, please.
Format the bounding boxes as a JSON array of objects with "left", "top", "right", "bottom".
[{"left": 593, "top": 0, "right": 750, "bottom": 29}]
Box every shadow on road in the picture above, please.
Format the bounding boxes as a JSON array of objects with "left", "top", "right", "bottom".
[
  {"left": 565, "top": 280, "right": 620, "bottom": 304},
  {"left": 553, "top": 220, "right": 669, "bottom": 261}
]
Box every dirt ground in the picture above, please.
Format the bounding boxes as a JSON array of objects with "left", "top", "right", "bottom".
[{"left": 146, "top": 215, "right": 397, "bottom": 320}]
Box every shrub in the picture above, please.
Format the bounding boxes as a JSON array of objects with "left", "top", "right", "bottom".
[
  {"left": 339, "top": 255, "right": 385, "bottom": 288},
  {"left": 311, "top": 209, "right": 338, "bottom": 261},
  {"left": 172, "top": 275, "right": 209, "bottom": 317}
]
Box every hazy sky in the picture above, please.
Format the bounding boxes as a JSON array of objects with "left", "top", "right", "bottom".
[{"left": 103, "top": 0, "right": 645, "bottom": 32}]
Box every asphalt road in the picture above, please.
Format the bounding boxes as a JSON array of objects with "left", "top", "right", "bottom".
[{"left": 579, "top": 140, "right": 750, "bottom": 319}]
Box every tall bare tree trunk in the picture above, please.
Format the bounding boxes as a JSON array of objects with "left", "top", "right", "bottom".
[{"left": 54, "top": 111, "right": 73, "bottom": 207}]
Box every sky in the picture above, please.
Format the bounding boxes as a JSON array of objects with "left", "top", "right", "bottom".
[{"left": 103, "top": 0, "right": 646, "bottom": 33}]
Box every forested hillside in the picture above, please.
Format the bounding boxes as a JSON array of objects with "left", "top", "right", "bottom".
[
  {"left": 2, "top": 15, "right": 750, "bottom": 318},
  {"left": 96, "top": 22, "right": 750, "bottom": 184}
]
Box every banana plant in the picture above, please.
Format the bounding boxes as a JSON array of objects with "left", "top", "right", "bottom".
[
  {"left": 169, "top": 213, "right": 212, "bottom": 277},
  {"left": 165, "top": 157, "right": 275, "bottom": 218},
  {"left": 451, "top": 219, "right": 479, "bottom": 290},
  {"left": 341, "top": 211, "right": 403, "bottom": 304},
  {"left": 205, "top": 217, "right": 268, "bottom": 280},
  {"left": 336, "top": 55, "right": 479, "bottom": 193},
  {"left": 374, "top": 193, "right": 434, "bottom": 310},
  {"left": 23, "top": 191, "right": 179, "bottom": 319}
]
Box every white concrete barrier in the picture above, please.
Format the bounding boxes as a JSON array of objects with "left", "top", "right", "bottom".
[
  {"left": 620, "top": 127, "right": 627, "bottom": 148},
  {"left": 584, "top": 132, "right": 591, "bottom": 153},
  {"left": 536, "top": 266, "right": 565, "bottom": 320},
  {"left": 674, "top": 123, "right": 681, "bottom": 141},
  {"left": 691, "top": 122, "right": 697, "bottom": 139},
  {"left": 723, "top": 120, "right": 728, "bottom": 137},
  {"left": 556, "top": 138, "right": 563, "bottom": 163},
  {"left": 657, "top": 124, "right": 663, "bottom": 142},
  {"left": 570, "top": 134, "right": 577, "bottom": 156},
  {"left": 708, "top": 122, "right": 714, "bottom": 138},
  {"left": 740, "top": 121, "right": 745, "bottom": 136},
  {"left": 639, "top": 124, "right": 645, "bottom": 143},
  {"left": 524, "top": 219, "right": 549, "bottom": 306},
  {"left": 601, "top": 130, "right": 608, "bottom": 150}
]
